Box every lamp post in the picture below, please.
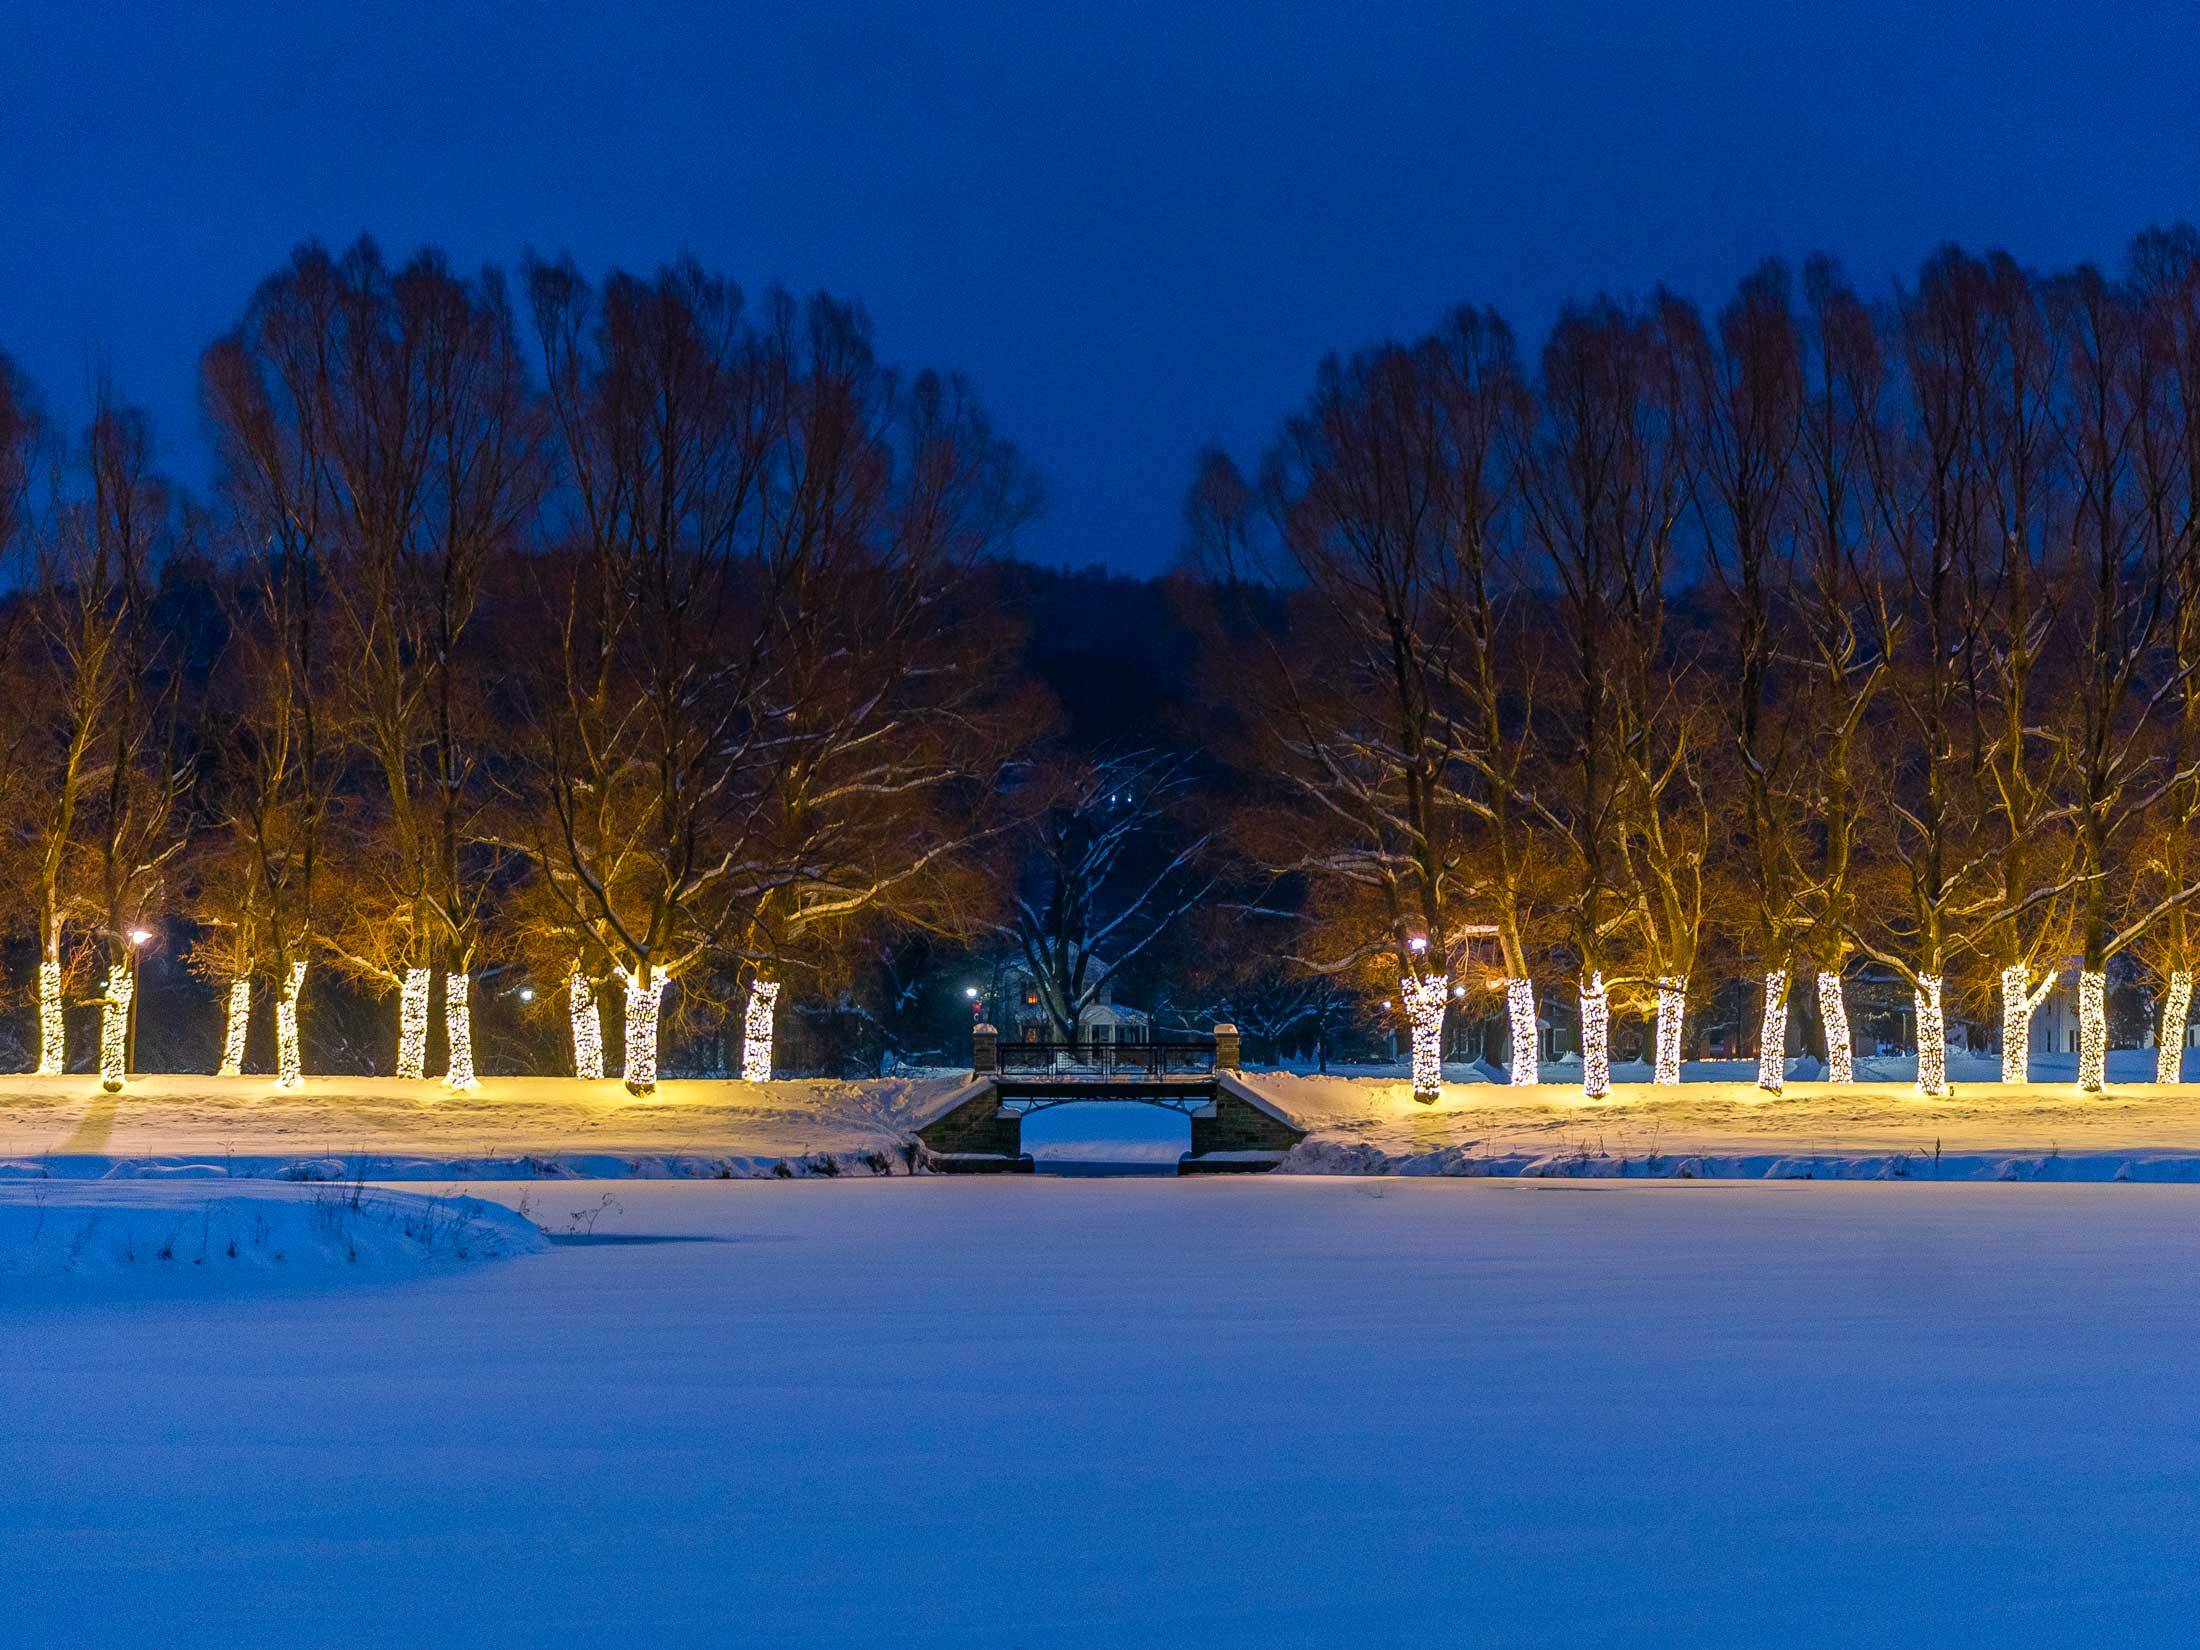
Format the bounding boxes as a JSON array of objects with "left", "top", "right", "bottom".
[{"left": 125, "top": 927, "right": 152, "bottom": 1077}]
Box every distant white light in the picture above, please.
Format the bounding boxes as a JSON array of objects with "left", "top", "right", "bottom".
[
  {"left": 964, "top": 986, "right": 980, "bottom": 999},
  {"left": 1407, "top": 935, "right": 1428, "bottom": 954},
  {"left": 127, "top": 927, "right": 153, "bottom": 947},
  {"left": 518, "top": 987, "right": 536, "bottom": 1003}
]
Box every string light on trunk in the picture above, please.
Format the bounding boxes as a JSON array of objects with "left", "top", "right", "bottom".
[
  {"left": 98, "top": 963, "right": 133, "bottom": 1094},
  {"left": 1580, "top": 972, "right": 1610, "bottom": 1099},
  {"left": 1757, "top": 969, "right": 1788, "bottom": 1094},
  {"left": 220, "top": 977, "right": 250, "bottom": 1077},
  {"left": 1400, "top": 972, "right": 1448, "bottom": 1102},
  {"left": 2159, "top": 971, "right": 2192, "bottom": 1086},
  {"left": 622, "top": 968, "right": 667, "bottom": 1096},
  {"left": 444, "top": 971, "right": 478, "bottom": 1090},
  {"left": 36, "top": 959, "right": 63, "bottom": 1075},
  {"left": 1818, "top": 970, "right": 1853, "bottom": 1084},
  {"left": 569, "top": 971, "right": 604, "bottom": 1080},
  {"left": 396, "top": 966, "right": 431, "bottom": 1080},
  {"left": 742, "top": 979, "right": 779, "bottom": 1082},
  {"left": 1653, "top": 976, "right": 1685, "bottom": 1086},
  {"left": 1506, "top": 977, "right": 1538, "bottom": 1086},
  {"left": 2077, "top": 968, "right": 2107, "bottom": 1093},
  {"left": 275, "top": 960, "right": 307, "bottom": 1088},
  {"left": 1914, "top": 973, "right": 1948, "bottom": 1097}
]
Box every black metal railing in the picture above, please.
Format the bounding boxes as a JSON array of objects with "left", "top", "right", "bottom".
[{"left": 996, "top": 1039, "right": 1215, "bottom": 1075}]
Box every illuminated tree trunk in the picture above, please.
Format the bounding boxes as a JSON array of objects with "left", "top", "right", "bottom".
[
  {"left": 36, "top": 958, "right": 64, "bottom": 1075},
  {"left": 275, "top": 960, "right": 307, "bottom": 1088},
  {"left": 443, "top": 972, "right": 478, "bottom": 1090},
  {"left": 1816, "top": 970, "right": 1853, "bottom": 1083},
  {"left": 742, "top": 979, "right": 780, "bottom": 1082},
  {"left": 1400, "top": 973, "right": 1448, "bottom": 1102},
  {"left": 1756, "top": 969, "right": 1788, "bottom": 1095},
  {"left": 1999, "top": 965, "right": 2056, "bottom": 1084},
  {"left": 219, "top": 977, "right": 251, "bottom": 1078},
  {"left": 2158, "top": 972, "right": 2192, "bottom": 1086},
  {"left": 623, "top": 969, "right": 666, "bottom": 1096},
  {"left": 569, "top": 971, "right": 604, "bottom": 1080},
  {"left": 2077, "top": 969, "right": 2107, "bottom": 1094},
  {"left": 1653, "top": 976, "right": 1685, "bottom": 1085},
  {"left": 396, "top": 966, "right": 431, "bottom": 1079},
  {"left": 1579, "top": 973, "right": 1610, "bottom": 1099},
  {"left": 1505, "top": 978, "right": 1538, "bottom": 1086},
  {"left": 99, "top": 963, "right": 133, "bottom": 1094},
  {"left": 1914, "top": 974, "right": 1948, "bottom": 1098}
]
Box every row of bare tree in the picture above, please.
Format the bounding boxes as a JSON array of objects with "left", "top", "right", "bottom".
[
  {"left": 0, "top": 240, "right": 1039, "bottom": 1092},
  {"left": 1189, "top": 227, "right": 2200, "bottom": 1098}
]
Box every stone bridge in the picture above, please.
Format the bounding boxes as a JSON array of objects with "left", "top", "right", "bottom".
[{"left": 912, "top": 1024, "right": 1306, "bottom": 1174}]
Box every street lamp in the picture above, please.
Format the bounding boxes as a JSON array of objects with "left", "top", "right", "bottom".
[{"left": 518, "top": 987, "right": 536, "bottom": 1003}]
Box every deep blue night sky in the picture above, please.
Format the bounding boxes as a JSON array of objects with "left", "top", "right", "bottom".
[{"left": 4, "top": 1, "right": 2196, "bottom": 572}]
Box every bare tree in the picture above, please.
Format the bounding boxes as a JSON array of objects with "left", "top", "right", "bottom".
[{"left": 996, "top": 752, "right": 1212, "bottom": 1046}]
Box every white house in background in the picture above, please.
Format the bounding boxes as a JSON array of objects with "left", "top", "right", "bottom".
[
  {"left": 999, "top": 964, "right": 1153, "bottom": 1053},
  {"left": 2025, "top": 967, "right": 2191, "bottom": 1053}
]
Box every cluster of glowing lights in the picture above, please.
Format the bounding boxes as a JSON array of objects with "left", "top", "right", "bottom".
[
  {"left": 1505, "top": 977, "right": 1538, "bottom": 1086},
  {"left": 444, "top": 971, "right": 478, "bottom": 1090},
  {"left": 1998, "top": 964, "right": 2057, "bottom": 1085},
  {"left": 2077, "top": 968, "right": 2107, "bottom": 1093},
  {"left": 396, "top": 966, "right": 431, "bottom": 1080},
  {"left": 1914, "top": 973, "right": 1948, "bottom": 1097},
  {"left": 1653, "top": 976, "right": 1686, "bottom": 1085},
  {"left": 2159, "top": 971, "right": 2192, "bottom": 1085},
  {"left": 1757, "top": 969, "right": 1788, "bottom": 1094},
  {"left": 36, "top": 960, "right": 63, "bottom": 1075},
  {"left": 1817, "top": 970, "right": 1853, "bottom": 1083},
  {"left": 1579, "top": 972, "right": 1610, "bottom": 1098},
  {"left": 742, "top": 979, "right": 779, "bottom": 1083},
  {"left": 622, "top": 967, "right": 667, "bottom": 1094},
  {"left": 99, "top": 963, "right": 133, "bottom": 1093},
  {"left": 1399, "top": 972, "right": 1449, "bottom": 1099},
  {"left": 569, "top": 971, "right": 604, "bottom": 1080},
  {"left": 275, "top": 959, "right": 307, "bottom": 1088},
  {"left": 220, "top": 977, "right": 251, "bottom": 1077}
]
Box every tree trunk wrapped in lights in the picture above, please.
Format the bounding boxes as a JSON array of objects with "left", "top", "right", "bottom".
[
  {"left": 443, "top": 972, "right": 478, "bottom": 1090},
  {"left": 275, "top": 960, "right": 307, "bottom": 1088},
  {"left": 1400, "top": 973, "right": 1448, "bottom": 1102},
  {"left": 36, "top": 960, "right": 64, "bottom": 1076},
  {"left": 1579, "top": 973, "right": 1610, "bottom": 1099},
  {"left": 1505, "top": 978, "right": 1538, "bottom": 1086},
  {"left": 99, "top": 964, "right": 133, "bottom": 1094},
  {"left": 1999, "top": 965, "right": 2058, "bottom": 1084},
  {"left": 622, "top": 969, "right": 667, "bottom": 1096},
  {"left": 1653, "top": 977, "right": 1686, "bottom": 1085},
  {"left": 396, "top": 966, "right": 431, "bottom": 1080},
  {"left": 741, "top": 979, "right": 779, "bottom": 1083},
  {"left": 2077, "top": 969, "right": 2107, "bottom": 1093},
  {"left": 1817, "top": 971, "right": 1853, "bottom": 1083},
  {"left": 1756, "top": 970, "right": 1788, "bottom": 1094},
  {"left": 569, "top": 971, "right": 604, "bottom": 1080},
  {"left": 219, "top": 978, "right": 251, "bottom": 1078},
  {"left": 2159, "top": 972, "right": 2192, "bottom": 1086},
  {"left": 1914, "top": 974, "right": 1948, "bottom": 1098}
]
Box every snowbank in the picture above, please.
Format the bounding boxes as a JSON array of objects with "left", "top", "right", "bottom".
[
  {"left": 0, "top": 1180, "right": 546, "bottom": 1287},
  {"left": 1241, "top": 1067, "right": 2200, "bottom": 1180},
  {"left": 0, "top": 1071, "right": 959, "bottom": 1182}
]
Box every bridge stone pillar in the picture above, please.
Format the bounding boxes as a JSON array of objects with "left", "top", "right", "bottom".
[
  {"left": 972, "top": 1021, "right": 999, "bottom": 1075},
  {"left": 1213, "top": 1022, "right": 1241, "bottom": 1070}
]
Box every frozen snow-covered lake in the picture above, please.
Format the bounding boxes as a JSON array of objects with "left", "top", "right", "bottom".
[{"left": 9, "top": 1176, "right": 2200, "bottom": 1647}]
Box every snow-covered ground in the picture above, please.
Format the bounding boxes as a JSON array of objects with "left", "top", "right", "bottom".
[
  {"left": 10, "top": 1056, "right": 2200, "bottom": 1181},
  {"left": 8, "top": 1176, "right": 2200, "bottom": 1647},
  {"left": 0, "top": 1179, "right": 543, "bottom": 1288},
  {"left": 1239, "top": 1054, "right": 2200, "bottom": 1180},
  {"left": 0, "top": 1072, "right": 963, "bottom": 1181}
]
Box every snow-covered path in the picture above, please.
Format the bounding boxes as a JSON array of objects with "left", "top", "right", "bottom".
[{"left": 8, "top": 1177, "right": 2200, "bottom": 1647}]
